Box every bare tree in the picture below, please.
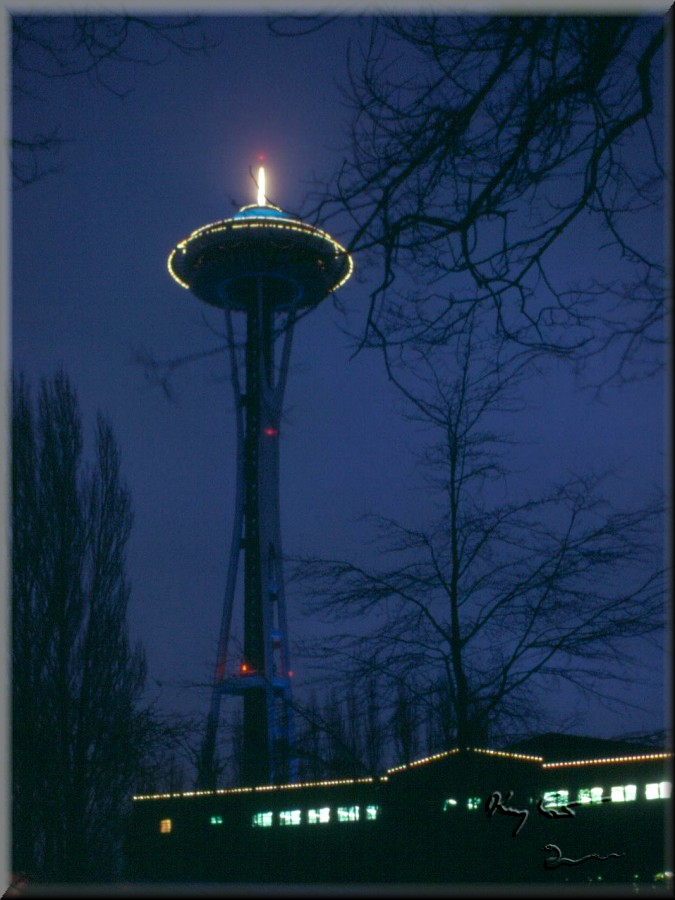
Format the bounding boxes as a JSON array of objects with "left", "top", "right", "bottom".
[
  {"left": 11, "top": 372, "right": 153, "bottom": 882},
  {"left": 305, "top": 15, "right": 666, "bottom": 382},
  {"left": 362, "top": 674, "right": 385, "bottom": 772},
  {"left": 390, "top": 683, "right": 420, "bottom": 765},
  {"left": 11, "top": 14, "right": 219, "bottom": 186},
  {"left": 322, "top": 690, "right": 355, "bottom": 778},
  {"left": 294, "top": 691, "right": 326, "bottom": 781},
  {"left": 293, "top": 316, "right": 665, "bottom": 749},
  {"left": 282, "top": 687, "right": 380, "bottom": 780}
]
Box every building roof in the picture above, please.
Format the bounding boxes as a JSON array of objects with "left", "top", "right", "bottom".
[{"left": 506, "top": 732, "right": 669, "bottom": 760}]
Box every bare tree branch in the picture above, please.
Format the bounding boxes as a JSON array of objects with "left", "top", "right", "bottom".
[
  {"left": 289, "top": 316, "right": 666, "bottom": 748},
  {"left": 11, "top": 15, "right": 221, "bottom": 186},
  {"left": 307, "top": 15, "right": 666, "bottom": 382}
]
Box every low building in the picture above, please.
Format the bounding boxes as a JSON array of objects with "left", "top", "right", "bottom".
[{"left": 128, "top": 735, "right": 672, "bottom": 885}]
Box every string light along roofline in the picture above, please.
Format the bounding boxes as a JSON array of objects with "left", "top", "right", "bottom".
[
  {"left": 541, "top": 752, "right": 674, "bottom": 768},
  {"left": 133, "top": 747, "right": 672, "bottom": 802},
  {"left": 133, "top": 775, "right": 378, "bottom": 803}
]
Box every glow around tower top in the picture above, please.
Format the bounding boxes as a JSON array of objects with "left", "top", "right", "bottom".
[{"left": 168, "top": 168, "right": 353, "bottom": 311}]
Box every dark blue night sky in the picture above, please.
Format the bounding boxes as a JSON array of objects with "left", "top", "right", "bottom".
[{"left": 7, "top": 10, "right": 669, "bottom": 778}]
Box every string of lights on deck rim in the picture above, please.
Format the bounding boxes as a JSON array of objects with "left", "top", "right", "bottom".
[{"left": 167, "top": 202, "right": 354, "bottom": 308}]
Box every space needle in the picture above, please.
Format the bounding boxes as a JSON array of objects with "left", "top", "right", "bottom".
[{"left": 168, "top": 166, "right": 353, "bottom": 787}]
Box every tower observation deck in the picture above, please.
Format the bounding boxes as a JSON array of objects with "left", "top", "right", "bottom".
[{"left": 168, "top": 169, "right": 353, "bottom": 787}]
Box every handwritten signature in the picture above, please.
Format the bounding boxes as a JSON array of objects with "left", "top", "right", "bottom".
[
  {"left": 543, "top": 843, "right": 625, "bottom": 869},
  {"left": 485, "top": 790, "right": 624, "bottom": 870},
  {"left": 485, "top": 790, "right": 529, "bottom": 836}
]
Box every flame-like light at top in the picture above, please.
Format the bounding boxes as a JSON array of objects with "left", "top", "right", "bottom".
[{"left": 257, "top": 166, "right": 266, "bottom": 206}]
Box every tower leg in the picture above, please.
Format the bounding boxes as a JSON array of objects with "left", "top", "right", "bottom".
[
  {"left": 204, "top": 278, "right": 300, "bottom": 788},
  {"left": 198, "top": 309, "right": 246, "bottom": 790}
]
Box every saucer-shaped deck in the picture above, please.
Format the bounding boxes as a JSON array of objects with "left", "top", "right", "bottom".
[{"left": 168, "top": 204, "right": 353, "bottom": 311}]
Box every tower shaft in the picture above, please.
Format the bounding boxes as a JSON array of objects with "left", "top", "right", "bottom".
[
  {"left": 241, "top": 276, "right": 282, "bottom": 785},
  {"left": 168, "top": 185, "right": 352, "bottom": 790},
  {"left": 201, "top": 276, "right": 295, "bottom": 788}
]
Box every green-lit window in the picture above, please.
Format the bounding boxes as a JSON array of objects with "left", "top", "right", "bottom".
[
  {"left": 279, "top": 809, "right": 301, "bottom": 826},
  {"left": 467, "top": 797, "right": 481, "bottom": 810},
  {"left": 577, "top": 787, "right": 605, "bottom": 804},
  {"left": 159, "top": 818, "right": 172, "bottom": 834},
  {"left": 542, "top": 790, "right": 569, "bottom": 808},
  {"left": 252, "top": 811, "right": 273, "bottom": 827},
  {"left": 307, "top": 807, "right": 330, "bottom": 824},
  {"left": 611, "top": 785, "right": 637, "bottom": 802},
  {"left": 209, "top": 815, "right": 223, "bottom": 825},
  {"left": 646, "top": 782, "right": 672, "bottom": 800},
  {"left": 337, "top": 805, "right": 359, "bottom": 822},
  {"left": 443, "top": 798, "right": 458, "bottom": 811},
  {"left": 365, "top": 804, "right": 380, "bottom": 821}
]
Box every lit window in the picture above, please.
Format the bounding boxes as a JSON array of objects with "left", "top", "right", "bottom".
[
  {"left": 467, "top": 797, "right": 481, "bottom": 810},
  {"left": 307, "top": 807, "right": 330, "bottom": 824},
  {"left": 337, "top": 805, "right": 359, "bottom": 822},
  {"left": 577, "top": 787, "right": 604, "bottom": 805},
  {"left": 443, "top": 798, "right": 458, "bottom": 811},
  {"left": 210, "top": 815, "right": 223, "bottom": 825},
  {"left": 542, "top": 790, "right": 569, "bottom": 808},
  {"left": 252, "top": 811, "right": 273, "bottom": 827},
  {"left": 646, "top": 782, "right": 672, "bottom": 800},
  {"left": 365, "top": 804, "right": 380, "bottom": 821},
  {"left": 279, "top": 809, "right": 302, "bottom": 826},
  {"left": 159, "top": 818, "right": 172, "bottom": 834},
  {"left": 611, "top": 785, "right": 637, "bottom": 803}
]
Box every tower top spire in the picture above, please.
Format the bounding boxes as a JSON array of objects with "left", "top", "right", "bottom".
[
  {"left": 168, "top": 168, "right": 353, "bottom": 310},
  {"left": 257, "top": 166, "right": 266, "bottom": 207}
]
